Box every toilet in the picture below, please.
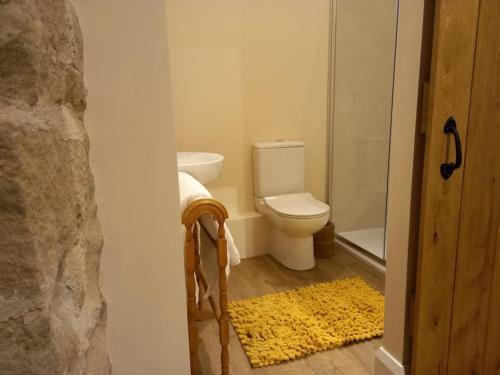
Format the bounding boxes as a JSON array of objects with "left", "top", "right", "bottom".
[{"left": 253, "top": 140, "right": 330, "bottom": 270}]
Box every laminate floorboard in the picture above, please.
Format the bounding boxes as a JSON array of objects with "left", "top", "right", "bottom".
[{"left": 197, "top": 246, "right": 385, "bottom": 375}]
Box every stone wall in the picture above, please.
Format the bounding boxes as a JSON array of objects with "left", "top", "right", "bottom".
[{"left": 0, "top": 1, "right": 110, "bottom": 374}]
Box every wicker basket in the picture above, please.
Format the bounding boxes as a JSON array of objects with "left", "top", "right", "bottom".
[{"left": 313, "top": 221, "right": 335, "bottom": 258}]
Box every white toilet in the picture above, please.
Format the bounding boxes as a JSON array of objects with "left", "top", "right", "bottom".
[{"left": 253, "top": 140, "right": 330, "bottom": 270}]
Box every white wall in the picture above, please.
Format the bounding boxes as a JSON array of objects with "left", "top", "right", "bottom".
[
  {"left": 71, "top": 1, "right": 190, "bottom": 374},
  {"left": 166, "top": 0, "right": 330, "bottom": 216}
]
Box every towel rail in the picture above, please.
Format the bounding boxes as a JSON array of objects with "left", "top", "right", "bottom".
[{"left": 182, "top": 198, "right": 229, "bottom": 375}]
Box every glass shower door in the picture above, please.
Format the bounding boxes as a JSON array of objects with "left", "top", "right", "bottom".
[{"left": 329, "top": 0, "right": 398, "bottom": 261}]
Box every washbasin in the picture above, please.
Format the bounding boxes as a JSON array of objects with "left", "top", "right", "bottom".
[{"left": 177, "top": 152, "right": 224, "bottom": 184}]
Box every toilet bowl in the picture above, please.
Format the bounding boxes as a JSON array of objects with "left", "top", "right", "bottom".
[
  {"left": 255, "top": 193, "right": 329, "bottom": 270},
  {"left": 253, "top": 140, "right": 330, "bottom": 270}
]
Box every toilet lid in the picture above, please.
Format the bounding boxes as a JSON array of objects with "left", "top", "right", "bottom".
[{"left": 264, "top": 193, "right": 330, "bottom": 218}]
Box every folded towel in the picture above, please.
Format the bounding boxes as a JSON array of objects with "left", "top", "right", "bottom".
[{"left": 178, "top": 172, "right": 240, "bottom": 296}]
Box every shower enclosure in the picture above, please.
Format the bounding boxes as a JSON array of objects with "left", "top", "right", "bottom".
[{"left": 328, "top": 0, "right": 398, "bottom": 262}]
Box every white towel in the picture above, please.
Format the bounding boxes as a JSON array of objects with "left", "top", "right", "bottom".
[{"left": 178, "top": 172, "right": 240, "bottom": 296}]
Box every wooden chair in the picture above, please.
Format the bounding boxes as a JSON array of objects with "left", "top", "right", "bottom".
[{"left": 182, "top": 198, "right": 230, "bottom": 375}]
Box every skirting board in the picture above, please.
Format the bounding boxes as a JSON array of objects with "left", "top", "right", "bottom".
[
  {"left": 375, "top": 347, "right": 407, "bottom": 375},
  {"left": 226, "top": 211, "right": 269, "bottom": 259}
]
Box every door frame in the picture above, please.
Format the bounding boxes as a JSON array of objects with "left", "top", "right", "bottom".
[{"left": 374, "top": 0, "right": 434, "bottom": 373}]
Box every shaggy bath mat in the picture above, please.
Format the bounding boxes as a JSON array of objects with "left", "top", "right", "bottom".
[{"left": 227, "top": 277, "right": 384, "bottom": 368}]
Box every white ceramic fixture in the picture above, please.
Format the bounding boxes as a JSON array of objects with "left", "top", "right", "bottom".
[
  {"left": 177, "top": 152, "right": 224, "bottom": 184},
  {"left": 253, "top": 140, "right": 330, "bottom": 270}
]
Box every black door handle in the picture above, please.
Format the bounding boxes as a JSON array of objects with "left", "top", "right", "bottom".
[{"left": 440, "top": 117, "right": 462, "bottom": 180}]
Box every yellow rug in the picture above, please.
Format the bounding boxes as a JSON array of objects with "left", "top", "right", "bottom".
[{"left": 227, "top": 277, "right": 384, "bottom": 368}]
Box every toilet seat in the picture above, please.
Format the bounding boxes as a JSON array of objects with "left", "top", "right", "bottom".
[{"left": 264, "top": 192, "right": 329, "bottom": 219}]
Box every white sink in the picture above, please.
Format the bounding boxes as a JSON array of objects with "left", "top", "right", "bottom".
[{"left": 177, "top": 152, "right": 224, "bottom": 184}]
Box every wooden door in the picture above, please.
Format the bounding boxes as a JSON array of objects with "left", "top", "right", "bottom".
[{"left": 412, "top": 0, "right": 500, "bottom": 373}]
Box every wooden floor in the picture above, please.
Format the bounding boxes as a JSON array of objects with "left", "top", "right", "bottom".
[{"left": 197, "top": 246, "right": 385, "bottom": 375}]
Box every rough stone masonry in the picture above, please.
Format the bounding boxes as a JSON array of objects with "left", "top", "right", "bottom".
[{"left": 0, "top": 1, "right": 111, "bottom": 373}]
